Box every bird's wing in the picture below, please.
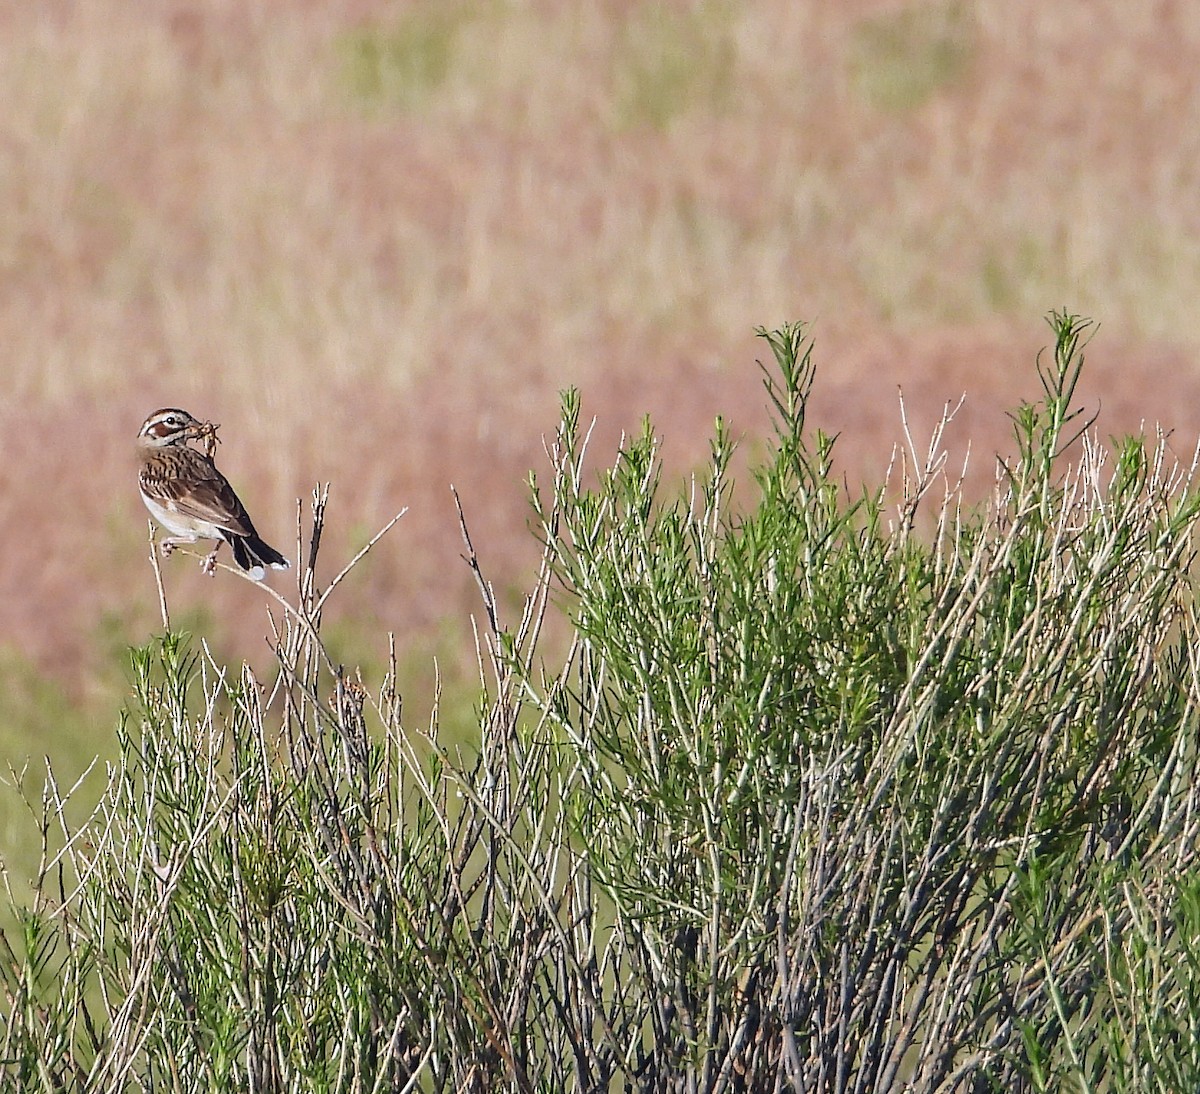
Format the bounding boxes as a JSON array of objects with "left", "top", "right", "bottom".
[{"left": 141, "top": 448, "right": 258, "bottom": 538}]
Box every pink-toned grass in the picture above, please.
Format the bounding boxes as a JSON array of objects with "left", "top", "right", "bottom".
[{"left": 2, "top": 0, "right": 1200, "bottom": 715}]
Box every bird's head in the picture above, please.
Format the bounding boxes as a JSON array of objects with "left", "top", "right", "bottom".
[{"left": 137, "top": 408, "right": 213, "bottom": 448}]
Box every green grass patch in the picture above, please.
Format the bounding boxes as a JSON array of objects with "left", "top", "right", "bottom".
[
  {"left": 850, "top": 0, "right": 974, "bottom": 112},
  {"left": 337, "top": 3, "right": 476, "bottom": 111},
  {"left": 613, "top": 0, "right": 737, "bottom": 130}
]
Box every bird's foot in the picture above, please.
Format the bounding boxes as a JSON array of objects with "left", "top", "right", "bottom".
[{"left": 201, "top": 547, "right": 220, "bottom": 576}]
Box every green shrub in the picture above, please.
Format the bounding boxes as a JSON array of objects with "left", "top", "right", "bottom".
[{"left": 4, "top": 314, "right": 1200, "bottom": 1090}]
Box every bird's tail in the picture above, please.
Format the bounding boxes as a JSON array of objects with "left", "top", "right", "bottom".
[{"left": 231, "top": 534, "right": 290, "bottom": 581}]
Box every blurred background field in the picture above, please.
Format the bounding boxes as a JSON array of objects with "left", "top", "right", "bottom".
[{"left": 2, "top": 0, "right": 1200, "bottom": 820}]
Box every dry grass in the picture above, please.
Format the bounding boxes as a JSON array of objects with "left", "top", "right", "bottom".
[{"left": 2, "top": 0, "right": 1200, "bottom": 743}]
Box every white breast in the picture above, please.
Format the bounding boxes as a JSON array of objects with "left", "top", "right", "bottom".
[{"left": 141, "top": 490, "right": 225, "bottom": 540}]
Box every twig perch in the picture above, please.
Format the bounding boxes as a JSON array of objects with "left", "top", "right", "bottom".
[{"left": 149, "top": 520, "right": 171, "bottom": 631}]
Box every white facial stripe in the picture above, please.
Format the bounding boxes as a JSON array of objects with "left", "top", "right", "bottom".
[{"left": 141, "top": 414, "right": 193, "bottom": 441}]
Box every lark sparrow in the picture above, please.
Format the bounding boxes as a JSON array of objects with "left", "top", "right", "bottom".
[{"left": 137, "top": 408, "right": 290, "bottom": 581}]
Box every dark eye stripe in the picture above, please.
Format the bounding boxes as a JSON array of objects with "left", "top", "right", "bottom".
[{"left": 141, "top": 411, "right": 193, "bottom": 439}]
